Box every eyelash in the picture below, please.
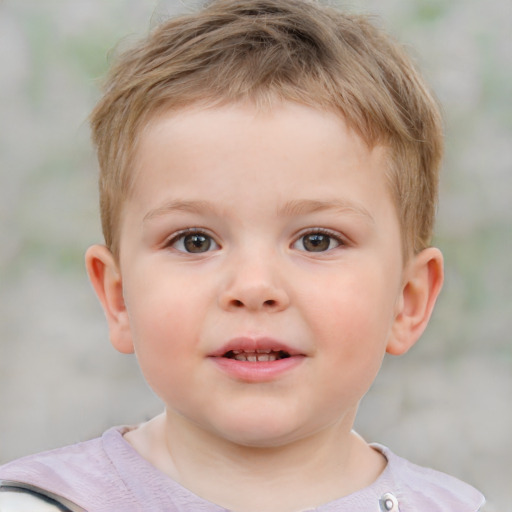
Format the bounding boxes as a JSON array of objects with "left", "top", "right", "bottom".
[
  {"left": 164, "top": 227, "right": 346, "bottom": 254},
  {"left": 164, "top": 228, "right": 219, "bottom": 253},
  {"left": 292, "top": 228, "right": 346, "bottom": 252}
]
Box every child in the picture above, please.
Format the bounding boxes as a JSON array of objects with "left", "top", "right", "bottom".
[{"left": 0, "top": 0, "right": 486, "bottom": 510}]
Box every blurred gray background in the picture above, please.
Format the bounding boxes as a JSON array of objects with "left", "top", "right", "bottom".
[{"left": 0, "top": 0, "right": 510, "bottom": 510}]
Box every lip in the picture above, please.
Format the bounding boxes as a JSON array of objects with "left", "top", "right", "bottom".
[
  {"left": 209, "top": 336, "right": 302, "bottom": 358},
  {"left": 208, "top": 337, "right": 306, "bottom": 382}
]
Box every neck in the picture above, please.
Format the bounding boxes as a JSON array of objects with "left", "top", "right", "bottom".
[{"left": 125, "top": 411, "right": 386, "bottom": 512}]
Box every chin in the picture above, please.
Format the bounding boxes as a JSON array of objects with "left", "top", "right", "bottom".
[{"left": 208, "top": 414, "right": 314, "bottom": 449}]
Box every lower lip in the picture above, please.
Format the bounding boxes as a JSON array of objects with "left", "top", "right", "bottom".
[{"left": 209, "top": 356, "right": 305, "bottom": 382}]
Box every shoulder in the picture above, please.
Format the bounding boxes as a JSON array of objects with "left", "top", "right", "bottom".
[
  {"left": 1, "top": 426, "right": 228, "bottom": 512},
  {"left": 0, "top": 433, "right": 110, "bottom": 488},
  {"left": 374, "top": 444, "right": 486, "bottom": 512},
  {"left": 0, "top": 427, "right": 135, "bottom": 511}
]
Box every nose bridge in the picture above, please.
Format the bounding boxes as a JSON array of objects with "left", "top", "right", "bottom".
[{"left": 218, "top": 243, "right": 289, "bottom": 312}]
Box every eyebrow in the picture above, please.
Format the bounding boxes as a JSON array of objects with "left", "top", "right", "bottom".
[
  {"left": 143, "top": 198, "right": 375, "bottom": 223},
  {"left": 279, "top": 199, "right": 375, "bottom": 224},
  {"left": 143, "top": 200, "right": 218, "bottom": 222}
]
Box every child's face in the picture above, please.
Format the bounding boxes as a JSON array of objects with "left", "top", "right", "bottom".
[{"left": 96, "top": 102, "right": 431, "bottom": 447}]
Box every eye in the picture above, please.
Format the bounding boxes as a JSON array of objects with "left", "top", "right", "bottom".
[
  {"left": 293, "top": 230, "right": 341, "bottom": 252},
  {"left": 169, "top": 230, "right": 219, "bottom": 253}
]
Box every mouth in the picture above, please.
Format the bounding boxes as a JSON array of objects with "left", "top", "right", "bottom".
[
  {"left": 210, "top": 337, "right": 306, "bottom": 383},
  {"left": 210, "top": 337, "right": 301, "bottom": 360},
  {"left": 222, "top": 349, "right": 292, "bottom": 362},
  {"left": 208, "top": 337, "right": 304, "bottom": 381}
]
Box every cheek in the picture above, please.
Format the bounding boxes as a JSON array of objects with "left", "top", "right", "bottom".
[
  {"left": 307, "top": 271, "right": 395, "bottom": 341},
  {"left": 304, "top": 272, "right": 396, "bottom": 386},
  {"left": 125, "top": 265, "right": 208, "bottom": 345},
  {"left": 130, "top": 309, "right": 189, "bottom": 396},
  {"left": 123, "top": 277, "right": 205, "bottom": 397}
]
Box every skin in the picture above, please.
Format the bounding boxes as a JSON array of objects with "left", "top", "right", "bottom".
[{"left": 86, "top": 101, "right": 443, "bottom": 512}]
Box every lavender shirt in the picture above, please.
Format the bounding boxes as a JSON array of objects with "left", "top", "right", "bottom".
[{"left": 0, "top": 427, "right": 485, "bottom": 511}]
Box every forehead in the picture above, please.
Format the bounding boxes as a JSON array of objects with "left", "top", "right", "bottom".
[
  {"left": 133, "top": 101, "right": 386, "bottom": 177},
  {"left": 125, "top": 101, "right": 394, "bottom": 225}
]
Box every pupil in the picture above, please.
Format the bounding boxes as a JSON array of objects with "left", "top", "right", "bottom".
[
  {"left": 184, "top": 234, "right": 211, "bottom": 253},
  {"left": 304, "top": 234, "right": 329, "bottom": 252}
]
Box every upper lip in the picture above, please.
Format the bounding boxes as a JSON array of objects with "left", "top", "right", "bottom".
[{"left": 209, "top": 337, "right": 304, "bottom": 358}]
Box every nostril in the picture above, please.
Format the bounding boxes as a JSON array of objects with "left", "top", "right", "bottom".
[
  {"left": 221, "top": 289, "right": 289, "bottom": 311},
  {"left": 229, "top": 298, "right": 277, "bottom": 308}
]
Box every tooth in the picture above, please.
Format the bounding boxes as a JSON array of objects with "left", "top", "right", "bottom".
[
  {"left": 257, "top": 354, "right": 270, "bottom": 362},
  {"left": 232, "top": 350, "right": 242, "bottom": 355},
  {"left": 247, "top": 355, "right": 257, "bottom": 362},
  {"left": 256, "top": 349, "right": 271, "bottom": 354},
  {"left": 234, "top": 354, "right": 247, "bottom": 361}
]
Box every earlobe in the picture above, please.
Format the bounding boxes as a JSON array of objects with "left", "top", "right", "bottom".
[
  {"left": 387, "top": 247, "right": 444, "bottom": 356},
  {"left": 85, "top": 245, "right": 135, "bottom": 354}
]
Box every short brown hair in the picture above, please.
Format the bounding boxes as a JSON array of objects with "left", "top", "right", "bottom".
[{"left": 90, "top": 0, "right": 443, "bottom": 259}]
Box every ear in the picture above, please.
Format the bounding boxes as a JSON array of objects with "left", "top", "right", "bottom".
[
  {"left": 386, "top": 247, "right": 444, "bottom": 356},
  {"left": 85, "top": 245, "right": 134, "bottom": 354}
]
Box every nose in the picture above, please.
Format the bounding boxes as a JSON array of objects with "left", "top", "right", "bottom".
[{"left": 218, "top": 255, "right": 290, "bottom": 312}]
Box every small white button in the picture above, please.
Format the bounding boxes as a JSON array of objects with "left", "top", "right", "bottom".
[{"left": 379, "top": 492, "right": 400, "bottom": 512}]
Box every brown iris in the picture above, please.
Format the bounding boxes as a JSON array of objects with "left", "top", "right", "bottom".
[
  {"left": 302, "top": 233, "right": 331, "bottom": 252},
  {"left": 183, "top": 233, "right": 212, "bottom": 253}
]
